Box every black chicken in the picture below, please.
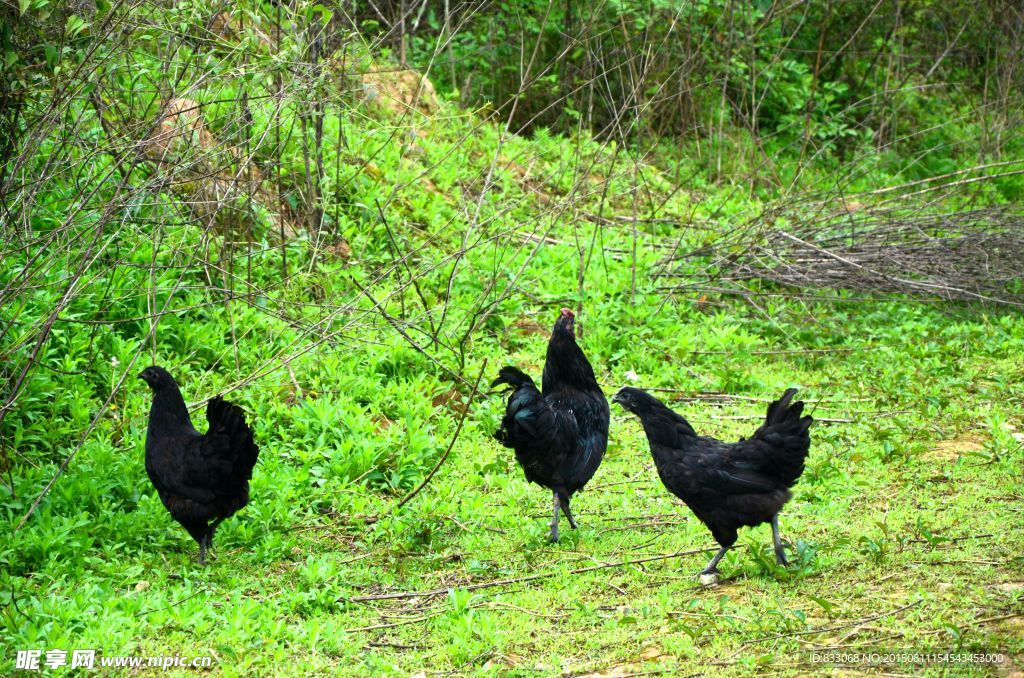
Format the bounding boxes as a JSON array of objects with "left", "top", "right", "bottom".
[
  {"left": 492, "top": 308, "right": 610, "bottom": 541},
  {"left": 613, "top": 387, "right": 811, "bottom": 576},
  {"left": 139, "top": 366, "right": 260, "bottom": 564}
]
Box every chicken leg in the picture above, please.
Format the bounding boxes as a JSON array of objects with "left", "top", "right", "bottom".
[
  {"left": 201, "top": 518, "right": 225, "bottom": 564},
  {"left": 560, "top": 496, "right": 578, "bottom": 530},
  {"left": 700, "top": 546, "right": 730, "bottom": 575},
  {"left": 771, "top": 514, "right": 789, "bottom": 566},
  {"left": 550, "top": 492, "right": 561, "bottom": 542}
]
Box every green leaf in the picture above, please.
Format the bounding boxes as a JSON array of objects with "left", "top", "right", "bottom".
[
  {"left": 67, "top": 14, "right": 90, "bottom": 37},
  {"left": 43, "top": 44, "right": 59, "bottom": 69},
  {"left": 808, "top": 595, "right": 834, "bottom": 616}
]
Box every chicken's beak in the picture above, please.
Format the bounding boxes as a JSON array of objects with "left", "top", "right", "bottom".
[{"left": 611, "top": 393, "right": 622, "bottom": 405}]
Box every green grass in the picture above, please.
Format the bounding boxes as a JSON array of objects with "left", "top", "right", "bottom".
[
  {"left": 4, "top": 248, "right": 1023, "bottom": 675},
  {"left": 3, "top": 34, "right": 1024, "bottom": 677}
]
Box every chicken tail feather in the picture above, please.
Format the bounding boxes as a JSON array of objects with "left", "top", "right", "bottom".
[
  {"left": 753, "top": 388, "right": 812, "bottom": 487},
  {"left": 207, "top": 396, "right": 260, "bottom": 480}
]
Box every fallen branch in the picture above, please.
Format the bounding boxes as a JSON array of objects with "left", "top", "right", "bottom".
[
  {"left": 709, "top": 414, "right": 854, "bottom": 424},
  {"left": 346, "top": 547, "right": 712, "bottom": 602},
  {"left": 661, "top": 206, "right": 1024, "bottom": 307},
  {"left": 741, "top": 599, "right": 922, "bottom": 644}
]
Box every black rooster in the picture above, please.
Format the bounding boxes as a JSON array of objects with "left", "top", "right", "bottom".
[
  {"left": 493, "top": 308, "right": 610, "bottom": 541},
  {"left": 139, "top": 366, "right": 260, "bottom": 564},
  {"left": 613, "top": 387, "right": 811, "bottom": 576}
]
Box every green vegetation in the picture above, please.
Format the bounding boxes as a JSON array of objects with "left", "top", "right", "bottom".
[{"left": 2, "top": 1, "right": 1022, "bottom": 675}]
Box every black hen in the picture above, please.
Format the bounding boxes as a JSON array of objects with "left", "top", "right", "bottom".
[
  {"left": 139, "top": 366, "right": 260, "bottom": 564},
  {"left": 493, "top": 308, "right": 610, "bottom": 541},
  {"left": 613, "top": 387, "right": 811, "bottom": 576}
]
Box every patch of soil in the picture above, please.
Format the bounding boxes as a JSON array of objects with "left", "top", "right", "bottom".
[{"left": 928, "top": 432, "right": 986, "bottom": 461}]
